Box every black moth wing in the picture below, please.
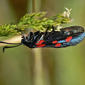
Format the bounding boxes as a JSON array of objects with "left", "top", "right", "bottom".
[
  {"left": 22, "top": 26, "right": 85, "bottom": 48},
  {"left": 43, "top": 31, "right": 66, "bottom": 42},
  {"left": 44, "top": 26, "right": 84, "bottom": 42},
  {"left": 61, "top": 26, "right": 84, "bottom": 37}
]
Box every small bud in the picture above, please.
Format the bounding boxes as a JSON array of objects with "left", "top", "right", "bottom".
[{"left": 63, "top": 8, "right": 72, "bottom": 18}]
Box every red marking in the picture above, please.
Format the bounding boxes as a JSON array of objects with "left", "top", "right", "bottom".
[
  {"left": 36, "top": 40, "right": 45, "bottom": 45},
  {"left": 52, "top": 40, "right": 58, "bottom": 44},
  {"left": 55, "top": 43, "right": 61, "bottom": 47},
  {"left": 66, "top": 36, "right": 72, "bottom": 42},
  {"left": 36, "top": 44, "right": 46, "bottom": 47}
]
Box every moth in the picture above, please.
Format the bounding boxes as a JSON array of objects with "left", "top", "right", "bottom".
[{"left": 1, "top": 26, "right": 85, "bottom": 52}]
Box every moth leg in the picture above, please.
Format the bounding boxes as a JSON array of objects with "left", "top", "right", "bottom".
[
  {"left": 44, "top": 31, "right": 49, "bottom": 41},
  {"left": 44, "top": 26, "right": 50, "bottom": 38},
  {"left": 52, "top": 25, "right": 57, "bottom": 32},
  {"left": 25, "top": 31, "right": 41, "bottom": 46},
  {"left": 52, "top": 25, "right": 55, "bottom": 32},
  {"left": 33, "top": 31, "right": 40, "bottom": 41},
  {"left": 26, "top": 32, "right": 34, "bottom": 41}
]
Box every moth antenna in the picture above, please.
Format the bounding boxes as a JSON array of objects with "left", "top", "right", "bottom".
[
  {"left": 3, "top": 43, "right": 22, "bottom": 53},
  {"left": 0, "top": 41, "right": 21, "bottom": 44}
]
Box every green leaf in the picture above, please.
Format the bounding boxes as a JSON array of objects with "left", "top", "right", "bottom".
[{"left": 0, "top": 8, "right": 72, "bottom": 37}]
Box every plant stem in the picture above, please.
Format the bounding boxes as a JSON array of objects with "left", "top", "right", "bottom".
[
  {"left": 32, "top": 49, "right": 44, "bottom": 85},
  {"left": 32, "top": 0, "right": 36, "bottom": 12},
  {"left": 31, "top": 0, "right": 44, "bottom": 85}
]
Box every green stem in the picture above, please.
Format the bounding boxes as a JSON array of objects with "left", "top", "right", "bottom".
[
  {"left": 32, "top": 49, "right": 44, "bottom": 85},
  {"left": 31, "top": 0, "right": 44, "bottom": 85},
  {"left": 32, "top": 0, "right": 36, "bottom": 12}
]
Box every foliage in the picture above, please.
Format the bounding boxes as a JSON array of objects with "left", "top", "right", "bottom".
[{"left": 0, "top": 8, "right": 72, "bottom": 36}]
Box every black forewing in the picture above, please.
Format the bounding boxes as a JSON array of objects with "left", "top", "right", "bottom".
[{"left": 43, "top": 31, "right": 67, "bottom": 42}]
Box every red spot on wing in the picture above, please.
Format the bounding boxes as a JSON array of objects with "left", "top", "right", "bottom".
[
  {"left": 36, "top": 44, "right": 46, "bottom": 47},
  {"left": 36, "top": 40, "right": 46, "bottom": 47},
  {"left": 66, "top": 36, "right": 72, "bottom": 42},
  {"left": 55, "top": 43, "right": 61, "bottom": 47},
  {"left": 52, "top": 40, "right": 58, "bottom": 44},
  {"left": 36, "top": 40, "right": 45, "bottom": 45}
]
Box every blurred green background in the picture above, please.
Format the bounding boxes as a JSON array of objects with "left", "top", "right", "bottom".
[{"left": 0, "top": 0, "right": 85, "bottom": 85}]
